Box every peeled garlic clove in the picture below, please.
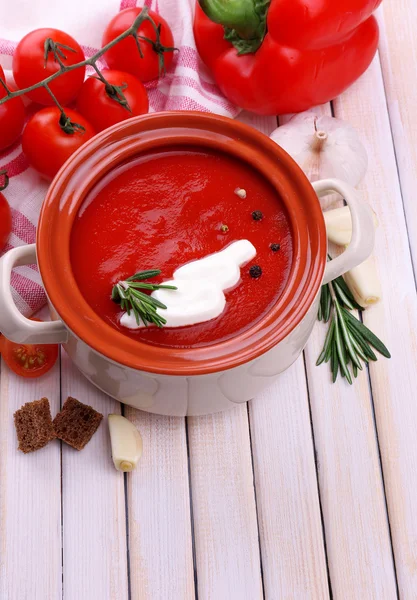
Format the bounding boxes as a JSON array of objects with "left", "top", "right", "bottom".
[
  {"left": 343, "top": 257, "right": 382, "bottom": 307},
  {"left": 108, "top": 414, "right": 143, "bottom": 472},
  {"left": 270, "top": 113, "right": 368, "bottom": 186},
  {"left": 324, "top": 205, "right": 379, "bottom": 245}
]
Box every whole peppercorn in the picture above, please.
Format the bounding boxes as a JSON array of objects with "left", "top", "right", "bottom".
[
  {"left": 251, "top": 210, "right": 263, "bottom": 221},
  {"left": 249, "top": 265, "right": 262, "bottom": 279},
  {"left": 270, "top": 243, "right": 281, "bottom": 252}
]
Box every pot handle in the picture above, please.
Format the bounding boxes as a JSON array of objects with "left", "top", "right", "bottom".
[
  {"left": 313, "top": 179, "right": 375, "bottom": 285},
  {"left": 0, "top": 244, "right": 68, "bottom": 344}
]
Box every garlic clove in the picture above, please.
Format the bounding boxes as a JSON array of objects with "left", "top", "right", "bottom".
[
  {"left": 324, "top": 205, "right": 379, "bottom": 245},
  {"left": 108, "top": 414, "right": 143, "bottom": 472},
  {"left": 270, "top": 112, "right": 368, "bottom": 186},
  {"left": 343, "top": 256, "right": 382, "bottom": 307}
]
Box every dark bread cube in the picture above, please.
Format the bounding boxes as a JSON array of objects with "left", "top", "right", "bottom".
[
  {"left": 53, "top": 397, "right": 103, "bottom": 450},
  {"left": 14, "top": 398, "right": 56, "bottom": 453}
]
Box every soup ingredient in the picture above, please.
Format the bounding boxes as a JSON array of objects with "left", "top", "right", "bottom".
[
  {"left": 344, "top": 258, "right": 382, "bottom": 308},
  {"left": 121, "top": 240, "right": 257, "bottom": 330},
  {"left": 249, "top": 265, "right": 262, "bottom": 279},
  {"left": 324, "top": 206, "right": 381, "bottom": 307},
  {"left": 194, "top": 0, "right": 381, "bottom": 115},
  {"left": 252, "top": 210, "right": 263, "bottom": 221},
  {"left": 112, "top": 270, "right": 177, "bottom": 327},
  {"left": 220, "top": 224, "right": 229, "bottom": 233},
  {"left": 108, "top": 414, "right": 143, "bottom": 472},
  {"left": 22, "top": 107, "right": 96, "bottom": 180},
  {"left": 76, "top": 70, "right": 149, "bottom": 133},
  {"left": 14, "top": 398, "right": 56, "bottom": 453},
  {"left": 270, "top": 243, "right": 280, "bottom": 252},
  {"left": 317, "top": 258, "right": 390, "bottom": 384},
  {"left": 0, "top": 330, "right": 58, "bottom": 378},
  {"left": 102, "top": 8, "right": 175, "bottom": 82},
  {"left": 13, "top": 28, "right": 86, "bottom": 106},
  {"left": 234, "top": 188, "right": 246, "bottom": 199},
  {"left": 0, "top": 171, "right": 12, "bottom": 251},
  {"left": 53, "top": 397, "right": 103, "bottom": 450},
  {"left": 324, "top": 205, "right": 378, "bottom": 246},
  {"left": 270, "top": 114, "right": 368, "bottom": 185},
  {"left": 0, "top": 66, "right": 25, "bottom": 151}
]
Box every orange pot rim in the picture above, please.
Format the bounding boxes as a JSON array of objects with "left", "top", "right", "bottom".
[{"left": 37, "top": 111, "right": 326, "bottom": 376}]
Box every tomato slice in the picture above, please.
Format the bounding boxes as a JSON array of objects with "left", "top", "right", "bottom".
[{"left": 0, "top": 321, "right": 59, "bottom": 378}]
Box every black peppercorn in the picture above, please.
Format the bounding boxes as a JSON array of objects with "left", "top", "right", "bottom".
[
  {"left": 249, "top": 265, "right": 262, "bottom": 279},
  {"left": 251, "top": 210, "right": 263, "bottom": 221},
  {"left": 270, "top": 243, "right": 281, "bottom": 252}
]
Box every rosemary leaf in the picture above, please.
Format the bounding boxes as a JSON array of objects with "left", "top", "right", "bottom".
[
  {"left": 347, "top": 324, "right": 378, "bottom": 361},
  {"left": 333, "top": 279, "right": 356, "bottom": 311},
  {"left": 333, "top": 310, "right": 353, "bottom": 384},
  {"left": 341, "top": 308, "right": 391, "bottom": 358},
  {"left": 334, "top": 298, "right": 362, "bottom": 369},
  {"left": 316, "top": 318, "right": 335, "bottom": 366},
  {"left": 127, "top": 269, "right": 162, "bottom": 281},
  {"left": 323, "top": 286, "right": 332, "bottom": 322},
  {"left": 331, "top": 341, "right": 339, "bottom": 382}
]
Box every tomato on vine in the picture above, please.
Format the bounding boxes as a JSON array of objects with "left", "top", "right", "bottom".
[
  {"left": 22, "top": 107, "right": 96, "bottom": 180},
  {"left": 0, "top": 170, "right": 11, "bottom": 251},
  {"left": 13, "top": 28, "right": 86, "bottom": 106},
  {"left": 0, "top": 65, "right": 25, "bottom": 151},
  {"left": 102, "top": 8, "right": 175, "bottom": 82},
  {"left": 76, "top": 70, "right": 149, "bottom": 132}
]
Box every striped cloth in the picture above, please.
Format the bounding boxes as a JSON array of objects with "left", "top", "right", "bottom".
[{"left": 0, "top": 0, "right": 238, "bottom": 317}]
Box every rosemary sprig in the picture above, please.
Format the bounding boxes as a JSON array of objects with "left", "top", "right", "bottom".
[
  {"left": 111, "top": 270, "right": 177, "bottom": 328},
  {"left": 317, "top": 257, "right": 390, "bottom": 383}
]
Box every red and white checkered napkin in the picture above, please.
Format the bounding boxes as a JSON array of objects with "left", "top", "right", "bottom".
[{"left": 0, "top": 0, "right": 238, "bottom": 317}]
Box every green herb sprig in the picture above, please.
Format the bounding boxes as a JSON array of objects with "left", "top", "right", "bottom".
[
  {"left": 317, "top": 260, "right": 390, "bottom": 383},
  {"left": 111, "top": 270, "right": 177, "bottom": 328}
]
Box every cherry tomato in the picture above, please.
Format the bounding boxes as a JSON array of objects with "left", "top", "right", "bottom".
[
  {"left": 0, "top": 321, "right": 59, "bottom": 378},
  {"left": 22, "top": 107, "right": 96, "bottom": 180},
  {"left": 76, "top": 70, "right": 149, "bottom": 133},
  {"left": 0, "top": 171, "right": 11, "bottom": 251},
  {"left": 102, "top": 8, "right": 175, "bottom": 82},
  {"left": 0, "top": 65, "right": 25, "bottom": 151},
  {"left": 13, "top": 28, "right": 85, "bottom": 106}
]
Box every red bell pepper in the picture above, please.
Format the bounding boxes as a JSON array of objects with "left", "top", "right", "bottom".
[{"left": 194, "top": 0, "right": 382, "bottom": 115}]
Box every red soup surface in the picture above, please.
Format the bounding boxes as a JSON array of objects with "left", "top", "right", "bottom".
[{"left": 71, "top": 148, "right": 293, "bottom": 348}]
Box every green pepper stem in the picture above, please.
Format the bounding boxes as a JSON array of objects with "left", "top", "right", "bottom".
[
  {"left": 199, "top": 0, "right": 270, "bottom": 55},
  {"left": 199, "top": 0, "right": 260, "bottom": 38}
]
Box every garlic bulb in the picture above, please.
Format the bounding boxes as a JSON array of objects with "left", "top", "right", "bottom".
[
  {"left": 324, "top": 205, "right": 379, "bottom": 246},
  {"left": 270, "top": 113, "right": 368, "bottom": 185}
]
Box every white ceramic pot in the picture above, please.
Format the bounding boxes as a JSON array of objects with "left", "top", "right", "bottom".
[{"left": 0, "top": 114, "right": 374, "bottom": 416}]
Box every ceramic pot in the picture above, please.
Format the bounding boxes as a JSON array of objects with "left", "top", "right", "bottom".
[{"left": 0, "top": 112, "right": 374, "bottom": 416}]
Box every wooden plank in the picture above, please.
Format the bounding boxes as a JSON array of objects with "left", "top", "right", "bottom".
[
  {"left": 279, "top": 104, "right": 398, "bottom": 597},
  {"left": 249, "top": 358, "right": 330, "bottom": 599},
  {"left": 0, "top": 356, "right": 62, "bottom": 599},
  {"left": 60, "top": 351, "right": 129, "bottom": 600},
  {"left": 188, "top": 405, "right": 263, "bottom": 600},
  {"left": 333, "top": 51, "right": 417, "bottom": 598},
  {"left": 125, "top": 407, "right": 195, "bottom": 600},
  {"left": 377, "top": 1, "right": 417, "bottom": 268},
  {"left": 240, "top": 111, "right": 329, "bottom": 599}
]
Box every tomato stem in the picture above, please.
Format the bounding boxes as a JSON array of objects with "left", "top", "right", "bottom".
[{"left": 0, "top": 7, "right": 175, "bottom": 110}]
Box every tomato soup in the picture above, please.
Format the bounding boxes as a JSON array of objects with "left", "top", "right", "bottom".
[{"left": 70, "top": 148, "right": 293, "bottom": 348}]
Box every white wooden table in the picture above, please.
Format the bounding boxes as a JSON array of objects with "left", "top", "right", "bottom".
[{"left": 1, "top": 3, "right": 416, "bottom": 598}]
